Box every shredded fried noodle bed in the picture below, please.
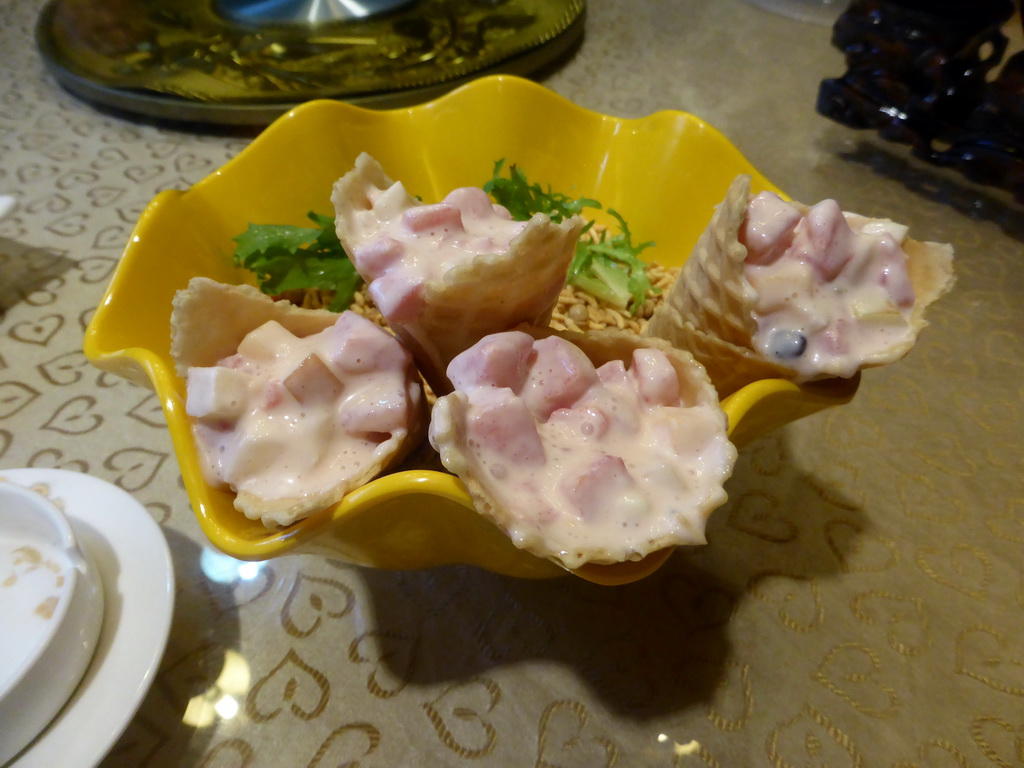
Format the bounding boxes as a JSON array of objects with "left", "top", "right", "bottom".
[{"left": 280, "top": 262, "right": 680, "bottom": 338}]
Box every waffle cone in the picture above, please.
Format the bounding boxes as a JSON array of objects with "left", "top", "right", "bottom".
[
  {"left": 649, "top": 313, "right": 793, "bottom": 398},
  {"left": 399, "top": 214, "right": 582, "bottom": 394},
  {"left": 333, "top": 153, "right": 582, "bottom": 394},
  {"left": 170, "top": 278, "right": 426, "bottom": 528},
  {"left": 429, "top": 327, "right": 735, "bottom": 570},
  {"left": 895, "top": 237, "right": 956, "bottom": 348},
  {"left": 647, "top": 175, "right": 955, "bottom": 396},
  {"left": 655, "top": 175, "right": 758, "bottom": 349},
  {"left": 170, "top": 277, "right": 338, "bottom": 377}
]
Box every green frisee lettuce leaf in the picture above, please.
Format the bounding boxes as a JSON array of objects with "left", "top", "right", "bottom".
[
  {"left": 484, "top": 160, "right": 656, "bottom": 315},
  {"left": 232, "top": 162, "right": 655, "bottom": 316},
  {"left": 232, "top": 212, "right": 361, "bottom": 312}
]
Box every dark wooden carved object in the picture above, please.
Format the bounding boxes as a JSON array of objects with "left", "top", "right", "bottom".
[{"left": 817, "top": 0, "right": 1024, "bottom": 202}]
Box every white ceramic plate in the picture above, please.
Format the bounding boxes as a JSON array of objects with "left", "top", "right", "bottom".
[
  {"left": 0, "top": 482, "right": 104, "bottom": 766},
  {"left": 0, "top": 468, "right": 174, "bottom": 768}
]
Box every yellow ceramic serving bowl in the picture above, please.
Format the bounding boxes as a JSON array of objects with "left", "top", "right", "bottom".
[{"left": 84, "top": 75, "right": 857, "bottom": 585}]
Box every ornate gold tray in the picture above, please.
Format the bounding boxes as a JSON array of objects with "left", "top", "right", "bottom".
[{"left": 35, "top": 0, "right": 585, "bottom": 123}]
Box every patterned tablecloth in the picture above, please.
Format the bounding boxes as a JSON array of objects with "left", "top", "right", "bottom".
[{"left": 2, "top": 0, "right": 1023, "bottom": 766}]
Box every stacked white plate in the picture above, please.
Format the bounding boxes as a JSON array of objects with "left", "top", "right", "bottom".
[
  {"left": 0, "top": 482, "right": 104, "bottom": 765},
  {"left": 0, "top": 470, "right": 174, "bottom": 768}
]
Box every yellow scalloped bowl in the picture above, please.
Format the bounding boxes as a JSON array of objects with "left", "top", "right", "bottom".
[{"left": 84, "top": 75, "right": 857, "bottom": 585}]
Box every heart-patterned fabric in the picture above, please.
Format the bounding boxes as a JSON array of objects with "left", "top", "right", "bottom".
[{"left": 2, "top": 0, "right": 1023, "bottom": 765}]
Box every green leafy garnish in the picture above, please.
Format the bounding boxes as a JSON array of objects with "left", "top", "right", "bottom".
[
  {"left": 568, "top": 209, "right": 655, "bottom": 312},
  {"left": 232, "top": 212, "right": 361, "bottom": 312},
  {"left": 483, "top": 159, "right": 599, "bottom": 223},
  {"left": 484, "top": 160, "right": 656, "bottom": 315},
  {"left": 233, "top": 162, "right": 655, "bottom": 317}
]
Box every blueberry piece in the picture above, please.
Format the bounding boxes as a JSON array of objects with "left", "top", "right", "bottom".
[{"left": 768, "top": 330, "right": 807, "bottom": 360}]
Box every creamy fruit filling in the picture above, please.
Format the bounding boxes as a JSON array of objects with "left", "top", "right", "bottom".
[
  {"left": 332, "top": 153, "right": 583, "bottom": 393},
  {"left": 185, "top": 310, "right": 422, "bottom": 526},
  {"left": 741, "top": 191, "right": 917, "bottom": 380},
  {"left": 343, "top": 182, "right": 528, "bottom": 324},
  {"left": 429, "top": 330, "right": 736, "bottom": 569}
]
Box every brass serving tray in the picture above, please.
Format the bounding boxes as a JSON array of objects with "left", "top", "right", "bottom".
[{"left": 35, "top": 0, "right": 585, "bottom": 123}]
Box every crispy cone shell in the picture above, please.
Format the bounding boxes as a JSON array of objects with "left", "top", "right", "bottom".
[
  {"left": 171, "top": 277, "right": 338, "bottom": 377},
  {"left": 171, "top": 277, "right": 425, "bottom": 527},
  {"left": 646, "top": 175, "right": 955, "bottom": 397},
  {"left": 332, "top": 153, "right": 583, "bottom": 395},
  {"left": 430, "top": 327, "right": 736, "bottom": 570}
]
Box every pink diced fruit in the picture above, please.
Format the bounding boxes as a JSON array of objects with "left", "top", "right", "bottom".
[
  {"left": 560, "top": 454, "right": 647, "bottom": 522},
  {"left": 874, "top": 237, "right": 916, "bottom": 308},
  {"left": 340, "top": 387, "right": 409, "bottom": 437},
  {"left": 447, "top": 331, "right": 535, "bottom": 392},
  {"left": 465, "top": 388, "right": 546, "bottom": 467},
  {"left": 791, "top": 199, "right": 855, "bottom": 281},
  {"left": 353, "top": 237, "right": 405, "bottom": 277},
  {"left": 448, "top": 186, "right": 512, "bottom": 220},
  {"left": 596, "top": 359, "right": 630, "bottom": 388},
  {"left": 326, "top": 312, "right": 410, "bottom": 375},
  {"left": 368, "top": 274, "right": 424, "bottom": 325},
  {"left": 282, "top": 353, "right": 344, "bottom": 406},
  {"left": 630, "top": 349, "right": 680, "bottom": 407},
  {"left": 740, "top": 192, "right": 801, "bottom": 266},
  {"left": 519, "top": 336, "right": 598, "bottom": 420},
  {"left": 402, "top": 202, "right": 464, "bottom": 235},
  {"left": 546, "top": 404, "right": 610, "bottom": 440}
]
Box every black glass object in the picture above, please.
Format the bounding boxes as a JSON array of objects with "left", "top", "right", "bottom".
[{"left": 817, "top": 0, "right": 1024, "bottom": 202}]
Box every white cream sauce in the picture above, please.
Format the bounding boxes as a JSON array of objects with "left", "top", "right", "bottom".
[
  {"left": 441, "top": 332, "right": 734, "bottom": 566},
  {"left": 186, "top": 311, "right": 416, "bottom": 507},
  {"left": 740, "top": 191, "right": 916, "bottom": 380}
]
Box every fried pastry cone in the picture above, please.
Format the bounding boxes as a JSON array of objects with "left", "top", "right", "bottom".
[
  {"left": 428, "top": 327, "right": 736, "bottom": 570},
  {"left": 171, "top": 277, "right": 425, "bottom": 527},
  {"left": 646, "top": 175, "right": 955, "bottom": 396},
  {"left": 332, "top": 153, "right": 583, "bottom": 394}
]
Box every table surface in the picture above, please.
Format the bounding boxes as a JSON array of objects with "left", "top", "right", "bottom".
[{"left": 2, "top": 1, "right": 1023, "bottom": 766}]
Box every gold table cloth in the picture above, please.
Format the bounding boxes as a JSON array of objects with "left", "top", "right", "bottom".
[{"left": 1, "top": 0, "right": 1022, "bottom": 765}]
